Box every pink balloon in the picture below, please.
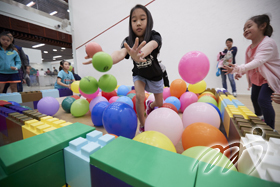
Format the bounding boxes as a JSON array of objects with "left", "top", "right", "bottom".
[
  {"left": 97, "top": 92, "right": 102, "bottom": 96},
  {"left": 147, "top": 94, "right": 155, "bottom": 102},
  {"left": 108, "top": 96, "right": 119, "bottom": 103},
  {"left": 79, "top": 88, "right": 99, "bottom": 99},
  {"left": 178, "top": 51, "right": 210, "bottom": 84},
  {"left": 182, "top": 102, "right": 220, "bottom": 129},
  {"left": 180, "top": 92, "right": 198, "bottom": 112},
  {"left": 163, "top": 87, "right": 171, "bottom": 100},
  {"left": 89, "top": 96, "right": 108, "bottom": 112},
  {"left": 145, "top": 108, "right": 184, "bottom": 145}
]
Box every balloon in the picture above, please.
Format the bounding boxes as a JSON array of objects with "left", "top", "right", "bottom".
[
  {"left": 164, "top": 96, "right": 181, "bottom": 111},
  {"left": 198, "top": 93, "right": 218, "bottom": 103},
  {"left": 132, "top": 95, "right": 146, "bottom": 114},
  {"left": 198, "top": 96, "right": 218, "bottom": 107},
  {"left": 127, "top": 93, "right": 136, "bottom": 100},
  {"left": 170, "top": 79, "right": 187, "bottom": 98},
  {"left": 70, "top": 99, "right": 89, "bottom": 117},
  {"left": 71, "top": 81, "right": 80, "bottom": 94},
  {"left": 91, "top": 101, "right": 110, "bottom": 127},
  {"left": 89, "top": 96, "right": 108, "bottom": 112},
  {"left": 102, "top": 90, "right": 117, "bottom": 100},
  {"left": 71, "top": 95, "right": 80, "bottom": 100},
  {"left": 98, "top": 74, "right": 117, "bottom": 93},
  {"left": 182, "top": 102, "right": 220, "bottom": 129},
  {"left": 117, "top": 85, "right": 129, "bottom": 96},
  {"left": 207, "top": 103, "right": 222, "bottom": 120},
  {"left": 133, "top": 131, "right": 176, "bottom": 153},
  {"left": 102, "top": 102, "right": 137, "bottom": 139},
  {"left": 79, "top": 87, "right": 99, "bottom": 99},
  {"left": 147, "top": 94, "right": 155, "bottom": 102},
  {"left": 145, "top": 108, "right": 183, "bottom": 145},
  {"left": 7, "top": 101, "right": 20, "bottom": 106},
  {"left": 145, "top": 92, "right": 150, "bottom": 99},
  {"left": 116, "top": 96, "right": 133, "bottom": 108},
  {"left": 160, "top": 103, "right": 178, "bottom": 113},
  {"left": 61, "top": 96, "right": 76, "bottom": 113},
  {"left": 37, "top": 97, "right": 59, "bottom": 116},
  {"left": 178, "top": 51, "right": 210, "bottom": 84},
  {"left": 127, "top": 90, "right": 136, "bottom": 95},
  {"left": 92, "top": 52, "right": 113, "bottom": 72},
  {"left": 181, "top": 122, "right": 229, "bottom": 157},
  {"left": 162, "top": 87, "right": 171, "bottom": 100},
  {"left": 182, "top": 146, "right": 237, "bottom": 171},
  {"left": 179, "top": 92, "right": 198, "bottom": 112},
  {"left": 188, "top": 80, "right": 207, "bottom": 94},
  {"left": 79, "top": 76, "right": 98, "bottom": 94},
  {"left": 69, "top": 65, "right": 73, "bottom": 72},
  {"left": 108, "top": 96, "right": 119, "bottom": 103},
  {"left": 85, "top": 41, "right": 102, "bottom": 58},
  {"left": 201, "top": 91, "right": 215, "bottom": 96}
]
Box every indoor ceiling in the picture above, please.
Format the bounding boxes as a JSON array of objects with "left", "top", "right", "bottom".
[{"left": 14, "top": 38, "right": 73, "bottom": 62}]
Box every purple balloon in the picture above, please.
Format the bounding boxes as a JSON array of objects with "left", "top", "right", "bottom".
[
  {"left": 89, "top": 96, "right": 108, "bottom": 112},
  {"left": 37, "top": 97, "right": 60, "bottom": 116}
]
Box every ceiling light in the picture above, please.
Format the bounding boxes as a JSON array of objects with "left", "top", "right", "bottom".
[
  {"left": 41, "top": 58, "right": 44, "bottom": 60},
  {"left": 26, "top": 1, "right": 35, "bottom": 7},
  {"left": 32, "top": 44, "right": 45, "bottom": 48},
  {"left": 50, "top": 11, "right": 57, "bottom": 16},
  {"left": 53, "top": 55, "right": 62, "bottom": 59},
  {"left": 61, "top": 47, "right": 66, "bottom": 50},
  {"left": 43, "top": 51, "right": 48, "bottom": 53},
  {"left": 53, "top": 49, "right": 57, "bottom": 51},
  {"left": 67, "top": 9, "right": 70, "bottom": 12}
]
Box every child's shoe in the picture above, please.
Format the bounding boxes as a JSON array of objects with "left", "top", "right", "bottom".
[{"left": 139, "top": 125, "right": 145, "bottom": 133}]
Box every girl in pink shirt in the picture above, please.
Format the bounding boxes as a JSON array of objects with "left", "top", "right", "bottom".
[{"left": 223, "top": 14, "right": 280, "bottom": 129}]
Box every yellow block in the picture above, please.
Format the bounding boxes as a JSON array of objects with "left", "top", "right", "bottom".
[
  {"left": 52, "top": 120, "right": 66, "bottom": 128},
  {"left": 59, "top": 122, "right": 73, "bottom": 128},
  {"left": 43, "top": 127, "right": 57, "bottom": 133},
  {"left": 45, "top": 118, "right": 59, "bottom": 126},
  {"left": 40, "top": 116, "right": 53, "bottom": 123},
  {"left": 24, "top": 119, "right": 39, "bottom": 127},
  {"left": 30, "top": 122, "right": 44, "bottom": 131},
  {"left": 228, "top": 95, "right": 235, "bottom": 100},
  {"left": 36, "top": 124, "right": 52, "bottom": 134},
  {"left": 223, "top": 107, "right": 232, "bottom": 137}
]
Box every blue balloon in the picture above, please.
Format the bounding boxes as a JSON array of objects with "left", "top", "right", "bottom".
[
  {"left": 116, "top": 96, "right": 133, "bottom": 108},
  {"left": 164, "top": 96, "right": 181, "bottom": 111},
  {"left": 91, "top": 101, "right": 110, "bottom": 127},
  {"left": 117, "top": 85, "right": 129, "bottom": 96},
  {"left": 8, "top": 101, "right": 21, "bottom": 106},
  {"left": 102, "top": 102, "right": 137, "bottom": 139},
  {"left": 207, "top": 103, "right": 222, "bottom": 120}
]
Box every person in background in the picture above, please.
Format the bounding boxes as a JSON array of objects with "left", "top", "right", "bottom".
[
  {"left": 159, "top": 60, "right": 169, "bottom": 87},
  {"left": 35, "top": 69, "right": 40, "bottom": 86},
  {"left": 46, "top": 68, "right": 51, "bottom": 75},
  {"left": 54, "top": 60, "right": 75, "bottom": 89},
  {"left": 71, "top": 66, "right": 81, "bottom": 80},
  {"left": 53, "top": 67, "right": 58, "bottom": 75}
]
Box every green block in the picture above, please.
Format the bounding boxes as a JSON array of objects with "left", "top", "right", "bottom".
[
  {"left": 90, "top": 137, "right": 197, "bottom": 187},
  {"left": 0, "top": 150, "right": 65, "bottom": 187},
  {"left": 196, "top": 162, "right": 279, "bottom": 187},
  {"left": 0, "top": 122, "right": 94, "bottom": 175}
]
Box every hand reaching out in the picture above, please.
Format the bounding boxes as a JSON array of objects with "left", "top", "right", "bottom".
[
  {"left": 124, "top": 37, "right": 146, "bottom": 63},
  {"left": 235, "top": 74, "right": 242, "bottom": 80},
  {"left": 222, "top": 63, "right": 236, "bottom": 75},
  {"left": 83, "top": 55, "right": 92, "bottom": 65},
  {"left": 271, "top": 93, "right": 280, "bottom": 104}
]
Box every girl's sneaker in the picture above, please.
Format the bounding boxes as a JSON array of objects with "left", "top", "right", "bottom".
[
  {"left": 139, "top": 126, "right": 145, "bottom": 133},
  {"left": 146, "top": 100, "right": 154, "bottom": 115}
]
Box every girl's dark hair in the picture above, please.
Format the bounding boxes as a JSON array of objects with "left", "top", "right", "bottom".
[
  {"left": 226, "top": 38, "right": 233, "bottom": 43},
  {"left": 250, "top": 14, "right": 273, "bottom": 37},
  {"left": 0, "top": 31, "right": 14, "bottom": 50},
  {"left": 127, "top": 4, "right": 153, "bottom": 47},
  {"left": 59, "top": 60, "right": 69, "bottom": 71}
]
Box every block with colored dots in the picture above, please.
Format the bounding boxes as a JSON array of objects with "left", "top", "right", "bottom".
[{"left": 64, "top": 131, "right": 115, "bottom": 187}]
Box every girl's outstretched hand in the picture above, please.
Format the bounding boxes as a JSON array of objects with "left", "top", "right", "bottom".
[
  {"left": 271, "top": 93, "right": 280, "bottom": 104},
  {"left": 124, "top": 37, "right": 146, "bottom": 63},
  {"left": 222, "top": 63, "right": 235, "bottom": 75},
  {"left": 83, "top": 55, "right": 92, "bottom": 65},
  {"left": 235, "top": 74, "right": 242, "bottom": 80}
]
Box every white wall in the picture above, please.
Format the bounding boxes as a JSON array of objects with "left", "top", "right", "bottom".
[
  {"left": 22, "top": 47, "right": 42, "bottom": 64},
  {"left": 0, "top": 0, "right": 71, "bottom": 34},
  {"left": 70, "top": 0, "right": 280, "bottom": 94},
  {"left": 29, "top": 59, "right": 74, "bottom": 71}
]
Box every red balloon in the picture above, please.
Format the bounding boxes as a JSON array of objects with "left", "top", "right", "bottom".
[
  {"left": 132, "top": 95, "right": 146, "bottom": 114},
  {"left": 127, "top": 90, "right": 136, "bottom": 95},
  {"left": 102, "top": 90, "right": 117, "bottom": 100},
  {"left": 161, "top": 103, "right": 178, "bottom": 113},
  {"left": 86, "top": 98, "right": 93, "bottom": 103},
  {"left": 85, "top": 42, "right": 102, "bottom": 58},
  {"left": 71, "top": 95, "right": 80, "bottom": 100}
]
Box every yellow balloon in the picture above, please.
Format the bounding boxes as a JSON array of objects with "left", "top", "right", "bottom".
[
  {"left": 116, "top": 85, "right": 120, "bottom": 89},
  {"left": 133, "top": 131, "right": 177, "bottom": 153},
  {"left": 71, "top": 81, "right": 80, "bottom": 94},
  {"left": 201, "top": 91, "right": 215, "bottom": 96},
  {"left": 188, "top": 80, "right": 207, "bottom": 94}
]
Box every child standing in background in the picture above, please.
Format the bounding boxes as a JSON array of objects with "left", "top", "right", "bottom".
[
  {"left": 84, "top": 4, "right": 164, "bottom": 133},
  {"left": 54, "top": 60, "right": 75, "bottom": 89},
  {"left": 223, "top": 14, "right": 280, "bottom": 129},
  {"left": 0, "top": 31, "right": 21, "bottom": 93}
]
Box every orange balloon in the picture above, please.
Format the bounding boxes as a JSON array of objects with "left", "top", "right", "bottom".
[
  {"left": 161, "top": 103, "right": 178, "bottom": 113},
  {"left": 198, "top": 93, "right": 218, "bottom": 103},
  {"left": 109, "top": 134, "right": 118, "bottom": 139},
  {"left": 145, "top": 93, "right": 150, "bottom": 99},
  {"left": 182, "top": 122, "right": 230, "bottom": 158},
  {"left": 170, "top": 79, "right": 187, "bottom": 98}
]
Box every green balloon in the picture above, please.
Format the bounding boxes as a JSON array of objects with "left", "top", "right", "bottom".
[
  {"left": 92, "top": 52, "right": 113, "bottom": 72},
  {"left": 21, "top": 105, "right": 32, "bottom": 110},
  {"left": 62, "top": 96, "right": 76, "bottom": 113},
  {"left": 198, "top": 96, "right": 217, "bottom": 106},
  {"left": 79, "top": 76, "right": 98, "bottom": 94},
  {"left": 70, "top": 99, "right": 89, "bottom": 117},
  {"left": 98, "top": 74, "right": 117, "bottom": 93},
  {"left": 182, "top": 146, "right": 237, "bottom": 171},
  {"left": 127, "top": 93, "right": 136, "bottom": 99}
]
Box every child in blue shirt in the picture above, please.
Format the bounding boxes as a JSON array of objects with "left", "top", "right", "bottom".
[
  {"left": 54, "top": 60, "right": 75, "bottom": 89},
  {"left": 0, "top": 31, "right": 21, "bottom": 93}
]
